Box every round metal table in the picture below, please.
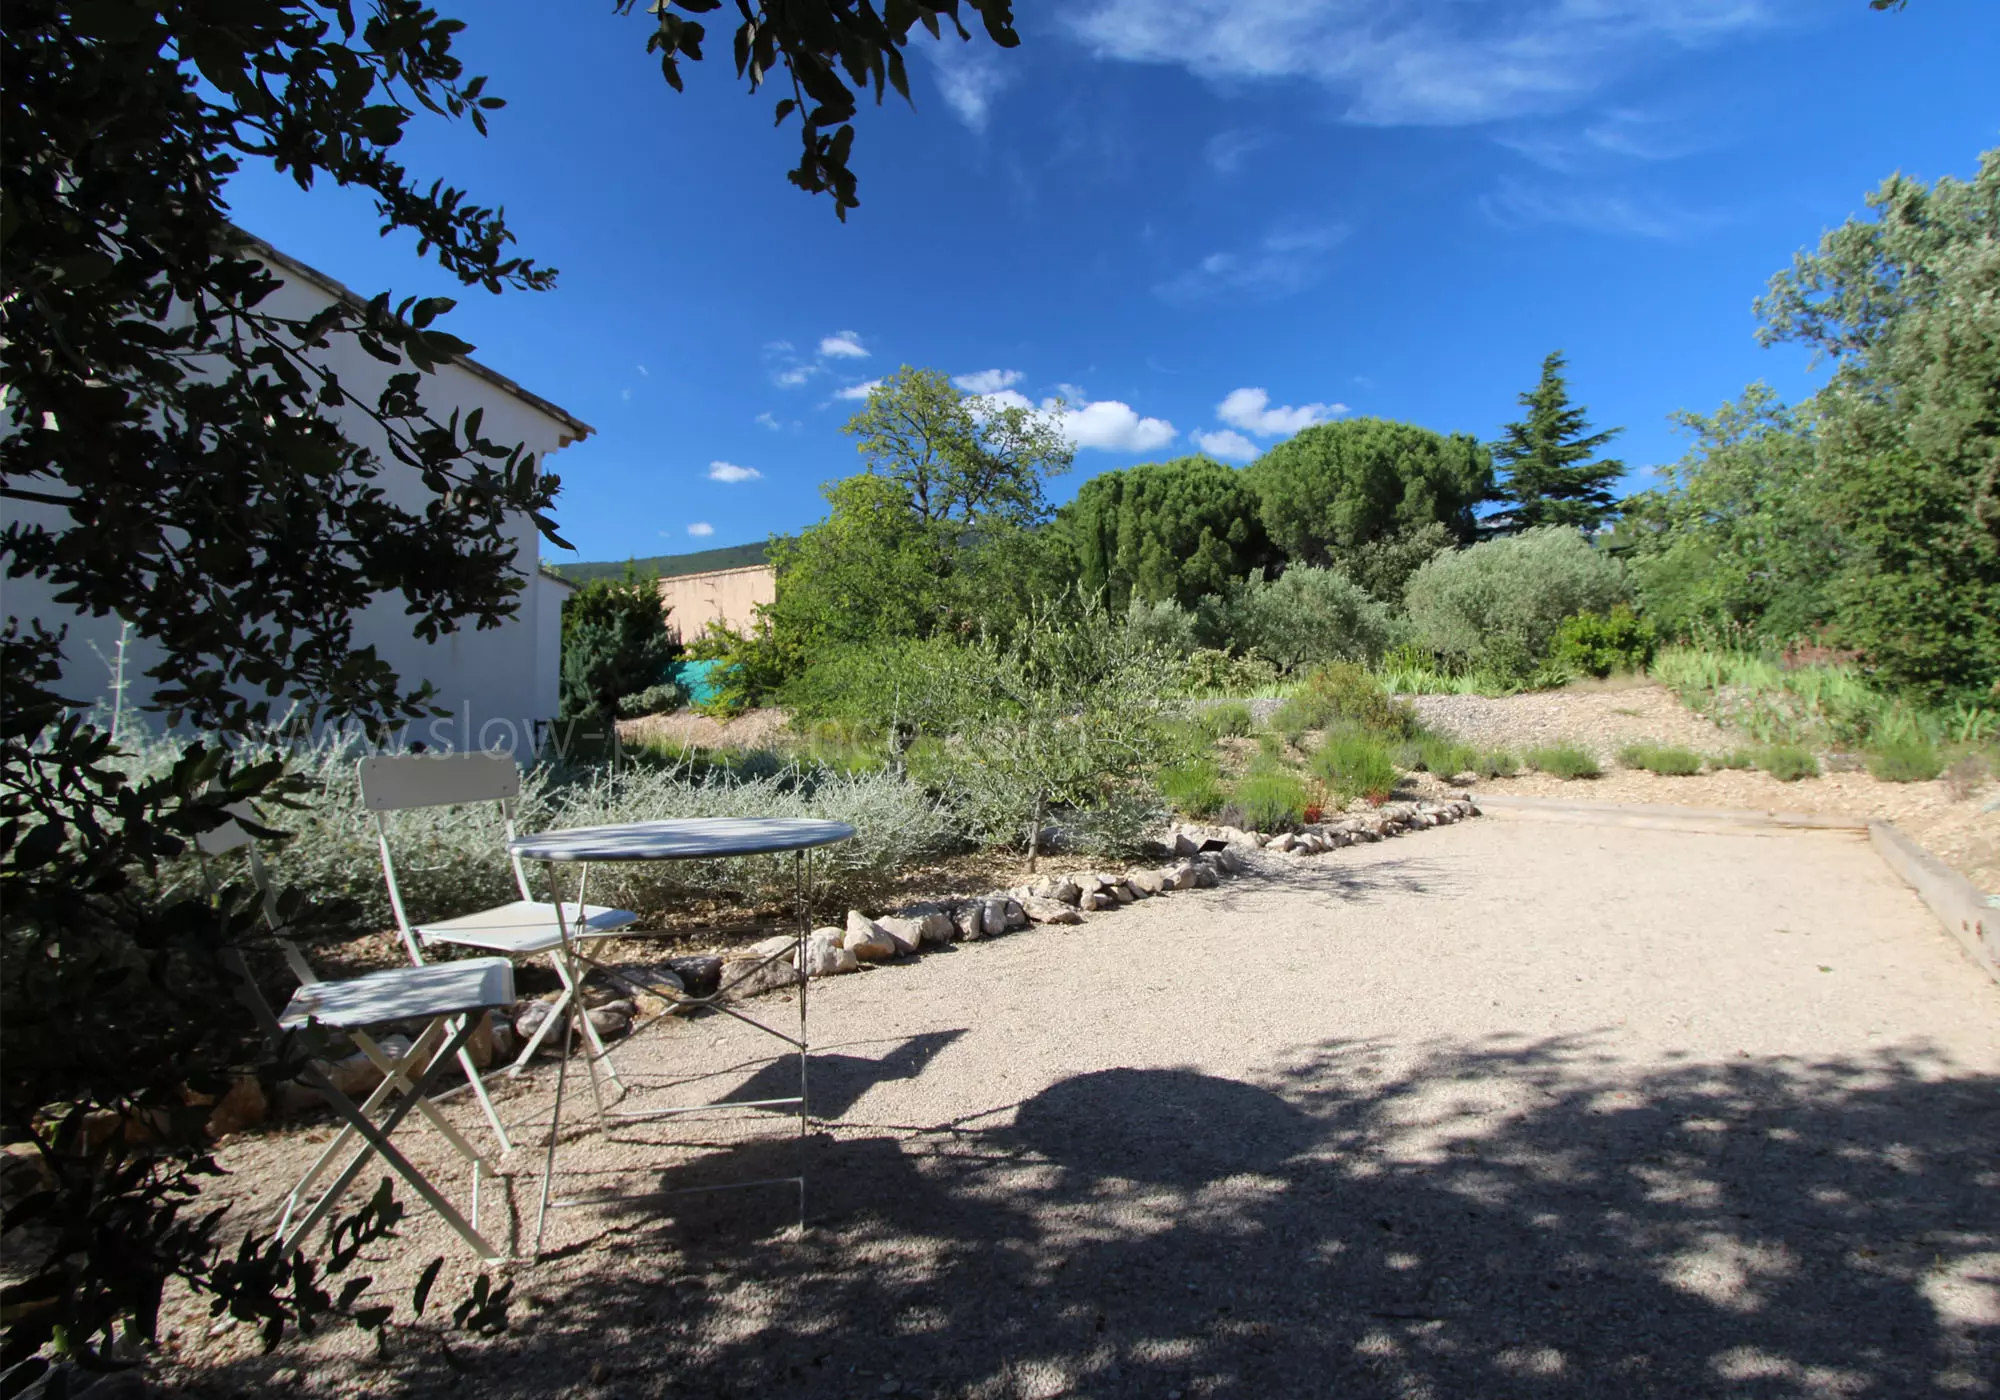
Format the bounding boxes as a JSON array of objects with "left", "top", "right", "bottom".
[{"left": 508, "top": 817, "right": 856, "bottom": 1251}]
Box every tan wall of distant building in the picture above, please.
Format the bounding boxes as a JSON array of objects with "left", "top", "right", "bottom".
[{"left": 657, "top": 565, "right": 775, "bottom": 640}]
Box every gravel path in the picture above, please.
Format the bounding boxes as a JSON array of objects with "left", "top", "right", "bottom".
[{"left": 172, "top": 815, "right": 1999, "bottom": 1400}]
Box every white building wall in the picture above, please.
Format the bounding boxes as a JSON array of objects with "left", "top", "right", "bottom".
[{"left": 0, "top": 243, "right": 589, "bottom": 758}]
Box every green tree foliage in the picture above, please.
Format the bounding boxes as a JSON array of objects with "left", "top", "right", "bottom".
[
  {"left": 1616, "top": 385, "right": 1839, "bottom": 642},
  {"left": 842, "top": 366, "right": 1072, "bottom": 526},
  {"left": 1755, "top": 150, "right": 2000, "bottom": 701},
  {"left": 558, "top": 573, "right": 681, "bottom": 721},
  {"left": 1246, "top": 418, "right": 1492, "bottom": 569},
  {"left": 1204, "top": 567, "right": 1397, "bottom": 672},
  {"left": 1487, "top": 352, "right": 1625, "bottom": 533},
  {"left": 763, "top": 474, "right": 955, "bottom": 663},
  {"left": 1404, "top": 528, "right": 1631, "bottom": 680},
  {"left": 2, "top": 0, "right": 1021, "bottom": 1370},
  {"left": 1063, "top": 456, "right": 1274, "bottom": 610},
  {"left": 765, "top": 370, "right": 1074, "bottom": 673}
]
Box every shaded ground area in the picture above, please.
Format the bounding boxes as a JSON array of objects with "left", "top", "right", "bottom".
[{"left": 174, "top": 817, "right": 1999, "bottom": 1399}]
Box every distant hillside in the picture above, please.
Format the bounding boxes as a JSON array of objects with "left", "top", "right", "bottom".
[{"left": 549, "top": 540, "right": 772, "bottom": 584}]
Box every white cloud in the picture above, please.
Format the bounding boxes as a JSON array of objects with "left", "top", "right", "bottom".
[
  {"left": 755, "top": 412, "right": 782, "bottom": 431},
  {"left": 818, "top": 331, "right": 869, "bottom": 359},
  {"left": 1053, "top": 382, "right": 1088, "bottom": 402},
  {"left": 1497, "top": 107, "right": 1709, "bottom": 174},
  {"left": 928, "top": 41, "right": 1011, "bottom": 132},
  {"left": 953, "top": 368, "right": 1025, "bottom": 394},
  {"left": 687, "top": 522, "right": 715, "bottom": 538},
  {"left": 1192, "top": 428, "right": 1260, "bottom": 460},
  {"left": 773, "top": 365, "right": 816, "bottom": 388},
  {"left": 834, "top": 378, "right": 884, "bottom": 401},
  {"left": 1060, "top": 399, "right": 1177, "bottom": 453},
  {"left": 1480, "top": 177, "right": 1722, "bottom": 239},
  {"left": 1156, "top": 225, "right": 1348, "bottom": 303},
  {"left": 1204, "top": 128, "right": 1271, "bottom": 175},
  {"left": 636, "top": 364, "right": 649, "bottom": 376},
  {"left": 1066, "top": 0, "right": 1779, "bottom": 127},
  {"left": 965, "top": 388, "right": 1176, "bottom": 454},
  {"left": 1217, "top": 387, "right": 1345, "bottom": 436},
  {"left": 707, "top": 461, "right": 762, "bottom": 484}
]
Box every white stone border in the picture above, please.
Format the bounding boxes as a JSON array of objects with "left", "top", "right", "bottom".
[{"left": 730, "top": 797, "right": 1485, "bottom": 988}]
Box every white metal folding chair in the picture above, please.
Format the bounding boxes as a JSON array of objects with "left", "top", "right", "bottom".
[
  {"left": 199, "top": 817, "right": 517, "bottom": 1263},
  {"left": 358, "top": 753, "right": 639, "bottom": 1097}
]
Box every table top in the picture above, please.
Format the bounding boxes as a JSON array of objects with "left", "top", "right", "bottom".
[{"left": 509, "top": 817, "right": 857, "bottom": 863}]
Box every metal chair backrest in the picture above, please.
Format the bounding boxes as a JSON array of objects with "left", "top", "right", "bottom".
[
  {"left": 357, "top": 753, "right": 535, "bottom": 964},
  {"left": 194, "top": 811, "right": 319, "bottom": 1011}
]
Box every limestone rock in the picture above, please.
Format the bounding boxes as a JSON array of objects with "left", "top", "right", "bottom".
[
  {"left": 205, "top": 1076, "right": 267, "bottom": 1138},
  {"left": 1048, "top": 876, "right": 1083, "bottom": 906},
  {"left": 1022, "top": 896, "right": 1083, "bottom": 925},
  {"left": 1172, "top": 830, "right": 1201, "bottom": 857},
  {"left": 953, "top": 903, "right": 986, "bottom": 941},
  {"left": 875, "top": 916, "right": 927, "bottom": 956},
  {"left": 1190, "top": 863, "right": 1220, "bottom": 888},
  {"left": 667, "top": 955, "right": 723, "bottom": 998},
  {"left": 1005, "top": 898, "right": 1028, "bottom": 930},
  {"left": 1267, "top": 832, "right": 1296, "bottom": 853},
  {"left": 1077, "top": 890, "right": 1108, "bottom": 912},
  {"left": 586, "top": 1001, "right": 635, "bottom": 1038},
  {"left": 981, "top": 896, "right": 1010, "bottom": 937},
  {"left": 804, "top": 928, "right": 860, "bottom": 977},
  {"left": 843, "top": 911, "right": 898, "bottom": 961},
  {"left": 750, "top": 934, "right": 797, "bottom": 961},
  {"left": 1127, "top": 868, "right": 1167, "bottom": 896},
  {"left": 721, "top": 954, "right": 802, "bottom": 998}
]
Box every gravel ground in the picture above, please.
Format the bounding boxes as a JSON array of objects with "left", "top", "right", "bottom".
[
  {"left": 1407, "top": 683, "right": 1731, "bottom": 756},
  {"left": 167, "top": 816, "right": 1999, "bottom": 1400},
  {"left": 1401, "top": 683, "right": 1999, "bottom": 895}
]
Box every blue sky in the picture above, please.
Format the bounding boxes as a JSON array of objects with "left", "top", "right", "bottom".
[{"left": 222, "top": 0, "right": 2000, "bottom": 565}]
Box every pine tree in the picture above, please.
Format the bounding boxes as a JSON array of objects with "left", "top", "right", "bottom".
[{"left": 1488, "top": 351, "right": 1625, "bottom": 533}]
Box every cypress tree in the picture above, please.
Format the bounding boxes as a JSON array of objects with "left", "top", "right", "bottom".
[{"left": 1488, "top": 352, "right": 1625, "bottom": 533}]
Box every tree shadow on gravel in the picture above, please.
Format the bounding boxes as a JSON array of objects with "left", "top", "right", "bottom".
[{"left": 185, "top": 1035, "right": 1998, "bottom": 1399}]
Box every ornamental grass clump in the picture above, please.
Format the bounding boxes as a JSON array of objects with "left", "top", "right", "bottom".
[
  {"left": 1524, "top": 743, "right": 1601, "bottom": 780},
  {"left": 1478, "top": 749, "right": 1521, "bottom": 778},
  {"left": 1867, "top": 739, "right": 1945, "bottom": 783},
  {"left": 1158, "top": 759, "right": 1227, "bottom": 819},
  {"left": 1618, "top": 742, "right": 1704, "bottom": 776},
  {"left": 1199, "top": 701, "right": 1255, "bottom": 740},
  {"left": 1755, "top": 746, "right": 1820, "bottom": 782},
  {"left": 1232, "top": 766, "right": 1310, "bottom": 832},
  {"left": 1310, "top": 730, "right": 1400, "bottom": 806}
]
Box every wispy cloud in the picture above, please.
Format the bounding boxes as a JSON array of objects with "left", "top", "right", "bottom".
[
  {"left": 1204, "top": 128, "right": 1272, "bottom": 175},
  {"left": 1480, "top": 177, "right": 1723, "bottom": 239},
  {"left": 1156, "top": 225, "right": 1348, "bottom": 304},
  {"left": 707, "top": 461, "right": 762, "bottom": 484},
  {"left": 1497, "top": 106, "right": 1712, "bottom": 174},
  {"left": 635, "top": 364, "right": 649, "bottom": 377},
  {"left": 1218, "top": 387, "right": 1344, "bottom": 435},
  {"left": 1066, "top": 0, "right": 1782, "bottom": 126},
  {"left": 687, "top": 522, "right": 715, "bottom": 538},
  {"left": 755, "top": 412, "right": 783, "bottom": 431},
  {"left": 773, "top": 365, "right": 816, "bottom": 388},
  {"left": 818, "top": 331, "right": 869, "bottom": 359},
  {"left": 1192, "top": 428, "right": 1259, "bottom": 460},
  {"left": 928, "top": 39, "right": 1012, "bottom": 131},
  {"left": 834, "top": 378, "right": 884, "bottom": 402},
  {"left": 954, "top": 368, "right": 1024, "bottom": 394}
]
